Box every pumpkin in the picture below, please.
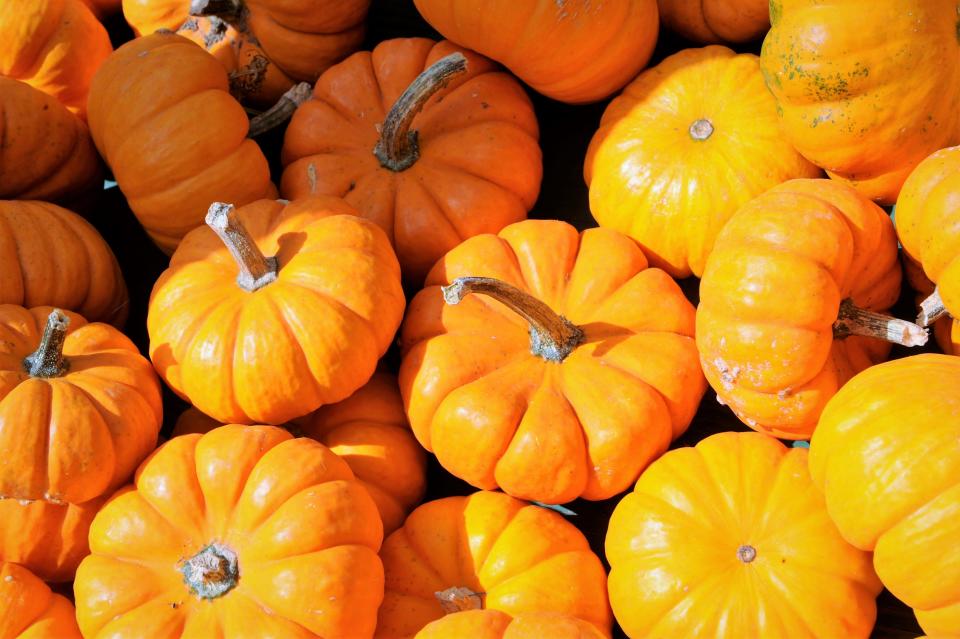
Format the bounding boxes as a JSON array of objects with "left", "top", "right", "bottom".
[
  {"left": 0, "top": 78, "right": 102, "bottom": 203},
  {"left": 87, "top": 32, "right": 277, "bottom": 254},
  {"left": 81, "top": 0, "right": 121, "bottom": 17},
  {"left": 759, "top": 0, "right": 960, "bottom": 204},
  {"left": 0, "top": 201, "right": 128, "bottom": 327},
  {"left": 148, "top": 197, "right": 405, "bottom": 425},
  {"left": 412, "top": 0, "right": 658, "bottom": 104},
  {"left": 657, "top": 0, "right": 769, "bottom": 43},
  {"left": 74, "top": 425, "right": 385, "bottom": 638},
  {"left": 0, "top": 0, "right": 112, "bottom": 119},
  {"left": 0, "top": 306, "right": 162, "bottom": 504},
  {"left": 607, "top": 431, "right": 882, "bottom": 638},
  {"left": 173, "top": 372, "right": 426, "bottom": 535},
  {"left": 584, "top": 45, "right": 820, "bottom": 278},
  {"left": 281, "top": 38, "right": 542, "bottom": 284},
  {"left": 415, "top": 610, "right": 607, "bottom": 639},
  {"left": 810, "top": 354, "right": 960, "bottom": 636},
  {"left": 0, "top": 561, "right": 82, "bottom": 638},
  {"left": 0, "top": 496, "right": 106, "bottom": 582},
  {"left": 376, "top": 490, "right": 611, "bottom": 638},
  {"left": 697, "top": 178, "right": 923, "bottom": 439},
  {"left": 400, "top": 219, "right": 705, "bottom": 504}
]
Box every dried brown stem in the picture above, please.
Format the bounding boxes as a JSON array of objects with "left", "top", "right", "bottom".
[
  {"left": 23, "top": 310, "right": 70, "bottom": 378},
  {"left": 918, "top": 287, "right": 949, "bottom": 327},
  {"left": 833, "top": 299, "right": 928, "bottom": 347},
  {"left": 205, "top": 202, "right": 277, "bottom": 291},
  {"left": 247, "top": 82, "right": 313, "bottom": 137}
]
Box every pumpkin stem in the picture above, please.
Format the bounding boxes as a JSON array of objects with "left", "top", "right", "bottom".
[
  {"left": 247, "top": 82, "right": 313, "bottom": 137},
  {"left": 189, "top": 0, "right": 241, "bottom": 18},
  {"left": 442, "top": 276, "right": 584, "bottom": 362},
  {"left": 374, "top": 52, "right": 468, "bottom": 172},
  {"left": 206, "top": 202, "right": 278, "bottom": 292},
  {"left": 918, "top": 287, "right": 949, "bottom": 327},
  {"left": 833, "top": 299, "right": 928, "bottom": 347},
  {"left": 23, "top": 310, "right": 70, "bottom": 378},
  {"left": 180, "top": 543, "right": 239, "bottom": 599},
  {"left": 434, "top": 586, "right": 483, "bottom": 614},
  {"left": 689, "top": 118, "right": 714, "bottom": 140},
  {"left": 737, "top": 545, "right": 757, "bottom": 563}
]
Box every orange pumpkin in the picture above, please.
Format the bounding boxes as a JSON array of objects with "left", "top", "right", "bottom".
[
  {"left": 87, "top": 32, "right": 277, "bottom": 253},
  {"left": 697, "top": 179, "right": 921, "bottom": 439},
  {"left": 400, "top": 219, "right": 705, "bottom": 504},
  {"left": 0, "top": 496, "right": 106, "bottom": 582},
  {"left": 74, "top": 425, "right": 385, "bottom": 638},
  {"left": 658, "top": 0, "right": 769, "bottom": 43},
  {"left": 584, "top": 45, "right": 820, "bottom": 278},
  {"left": 0, "top": 0, "right": 112, "bottom": 119},
  {"left": 0, "top": 306, "right": 162, "bottom": 504},
  {"left": 148, "top": 197, "right": 405, "bottom": 425},
  {"left": 760, "top": 0, "right": 960, "bottom": 204},
  {"left": 0, "top": 561, "right": 82, "bottom": 638},
  {"left": 416, "top": 610, "right": 607, "bottom": 639},
  {"left": 377, "top": 491, "right": 611, "bottom": 638},
  {"left": 0, "top": 78, "right": 102, "bottom": 203},
  {"left": 810, "top": 354, "right": 960, "bottom": 636},
  {"left": 607, "top": 431, "right": 882, "bottom": 638},
  {"left": 81, "top": 0, "right": 121, "bottom": 17},
  {"left": 282, "top": 38, "right": 542, "bottom": 284},
  {"left": 412, "top": 0, "right": 658, "bottom": 104}
]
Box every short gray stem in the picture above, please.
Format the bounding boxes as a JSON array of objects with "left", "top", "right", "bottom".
[
  {"left": 180, "top": 543, "right": 239, "bottom": 599},
  {"left": 23, "top": 310, "right": 70, "bottom": 378},
  {"left": 205, "top": 202, "right": 278, "bottom": 292},
  {"left": 247, "top": 82, "right": 313, "bottom": 137},
  {"left": 918, "top": 287, "right": 949, "bottom": 327}
]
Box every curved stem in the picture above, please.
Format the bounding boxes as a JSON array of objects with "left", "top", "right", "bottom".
[
  {"left": 442, "top": 277, "right": 584, "bottom": 362},
  {"left": 180, "top": 543, "right": 239, "bottom": 600},
  {"left": 833, "top": 299, "right": 927, "bottom": 346},
  {"left": 247, "top": 82, "right": 313, "bottom": 137},
  {"left": 918, "top": 287, "right": 949, "bottom": 327},
  {"left": 206, "top": 202, "right": 278, "bottom": 292},
  {"left": 23, "top": 310, "right": 70, "bottom": 378},
  {"left": 189, "top": 0, "right": 241, "bottom": 18},
  {"left": 373, "top": 53, "right": 468, "bottom": 172},
  {"left": 434, "top": 586, "right": 483, "bottom": 614}
]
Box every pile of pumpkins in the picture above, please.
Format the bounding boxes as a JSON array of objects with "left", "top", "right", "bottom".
[{"left": 1, "top": 0, "right": 959, "bottom": 637}]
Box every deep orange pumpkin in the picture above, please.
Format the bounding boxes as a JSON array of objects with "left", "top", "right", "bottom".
[
  {"left": 415, "top": 610, "right": 607, "bottom": 639},
  {"left": 0, "top": 561, "right": 82, "bottom": 638},
  {"left": 658, "top": 0, "right": 769, "bottom": 43}
]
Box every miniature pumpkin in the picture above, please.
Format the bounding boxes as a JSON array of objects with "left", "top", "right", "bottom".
[
  {"left": 585, "top": 45, "right": 820, "bottom": 278},
  {"left": 0, "top": 201, "right": 128, "bottom": 326},
  {"left": 0, "top": 561, "right": 82, "bottom": 638},
  {"left": 0, "top": 0, "right": 112, "bottom": 119},
  {"left": 657, "top": 0, "right": 768, "bottom": 43},
  {"left": 282, "top": 38, "right": 542, "bottom": 284},
  {"left": 810, "top": 354, "right": 960, "bottom": 636},
  {"left": 412, "top": 0, "right": 658, "bottom": 104},
  {"left": 74, "top": 425, "right": 385, "bottom": 638},
  {"left": 0, "top": 78, "right": 102, "bottom": 203},
  {"left": 0, "top": 496, "right": 106, "bottom": 582},
  {"left": 149, "top": 197, "right": 404, "bottom": 425},
  {"left": 0, "top": 306, "right": 162, "bottom": 504},
  {"left": 87, "top": 32, "right": 276, "bottom": 253},
  {"left": 415, "top": 610, "right": 607, "bottom": 639},
  {"left": 760, "top": 0, "right": 960, "bottom": 203},
  {"left": 81, "top": 0, "right": 122, "bottom": 17},
  {"left": 377, "top": 491, "right": 611, "bottom": 638},
  {"left": 400, "top": 219, "right": 705, "bottom": 504},
  {"left": 697, "top": 179, "right": 922, "bottom": 439},
  {"left": 607, "top": 431, "right": 882, "bottom": 638}
]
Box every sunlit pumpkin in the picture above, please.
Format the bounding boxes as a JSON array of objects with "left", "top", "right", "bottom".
[{"left": 0, "top": 561, "right": 82, "bottom": 638}]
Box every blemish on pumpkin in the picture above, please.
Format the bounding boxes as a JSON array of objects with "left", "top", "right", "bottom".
[
  {"left": 777, "top": 387, "right": 792, "bottom": 400},
  {"left": 307, "top": 163, "right": 318, "bottom": 194}
]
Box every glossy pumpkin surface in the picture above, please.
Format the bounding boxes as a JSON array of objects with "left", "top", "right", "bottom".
[
  {"left": 415, "top": 610, "right": 608, "bottom": 639},
  {"left": 658, "top": 0, "right": 769, "bottom": 43},
  {"left": 0, "top": 561, "right": 82, "bottom": 638}
]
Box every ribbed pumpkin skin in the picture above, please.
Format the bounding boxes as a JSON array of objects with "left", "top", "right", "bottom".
[
  {"left": 658, "top": 0, "right": 768, "bottom": 43},
  {"left": 0, "top": 562, "right": 82, "bottom": 638},
  {"left": 87, "top": 32, "right": 276, "bottom": 254},
  {"left": 0, "top": 0, "right": 112, "bottom": 119},
  {"left": 376, "top": 491, "right": 611, "bottom": 638},
  {"left": 0, "top": 79, "right": 101, "bottom": 202},
  {"left": 74, "top": 425, "right": 385, "bottom": 639},
  {"left": 415, "top": 610, "right": 608, "bottom": 639},
  {"left": 585, "top": 46, "right": 820, "bottom": 278},
  {"left": 607, "top": 432, "right": 882, "bottom": 638},
  {"left": 412, "top": 0, "right": 658, "bottom": 104},
  {"left": 81, "top": 0, "right": 121, "bottom": 17},
  {"left": 400, "top": 220, "right": 705, "bottom": 504},
  {"left": 696, "top": 179, "right": 901, "bottom": 439},
  {"left": 0, "top": 201, "right": 128, "bottom": 327},
  {"left": 281, "top": 38, "right": 542, "bottom": 284},
  {"left": 810, "top": 354, "right": 960, "bottom": 636},
  {"left": 760, "top": 0, "right": 960, "bottom": 204}
]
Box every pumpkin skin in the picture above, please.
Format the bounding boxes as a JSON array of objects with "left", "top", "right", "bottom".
[
  {"left": 148, "top": 197, "right": 405, "bottom": 425},
  {"left": 0, "top": 78, "right": 102, "bottom": 203},
  {"left": 0, "top": 201, "right": 128, "bottom": 327},
  {"left": 415, "top": 610, "right": 607, "bottom": 639},
  {"left": 810, "top": 354, "right": 960, "bottom": 636},
  {"left": 0, "top": 561, "right": 83, "bottom": 638},
  {"left": 82, "top": 0, "right": 122, "bottom": 17},
  {"left": 74, "top": 425, "right": 385, "bottom": 639},
  {"left": 400, "top": 219, "right": 705, "bottom": 504},
  {"left": 87, "top": 32, "right": 276, "bottom": 254},
  {"left": 697, "top": 179, "right": 903, "bottom": 439},
  {"left": 281, "top": 38, "right": 542, "bottom": 284},
  {"left": 584, "top": 45, "right": 820, "bottom": 278},
  {"left": 760, "top": 0, "right": 960, "bottom": 204},
  {"left": 658, "top": 0, "right": 769, "bottom": 43},
  {"left": 412, "top": 0, "right": 658, "bottom": 104},
  {"left": 376, "top": 491, "right": 611, "bottom": 638},
  {"left": 607, "top": 431, "right": 882, "bottom": 638}
]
